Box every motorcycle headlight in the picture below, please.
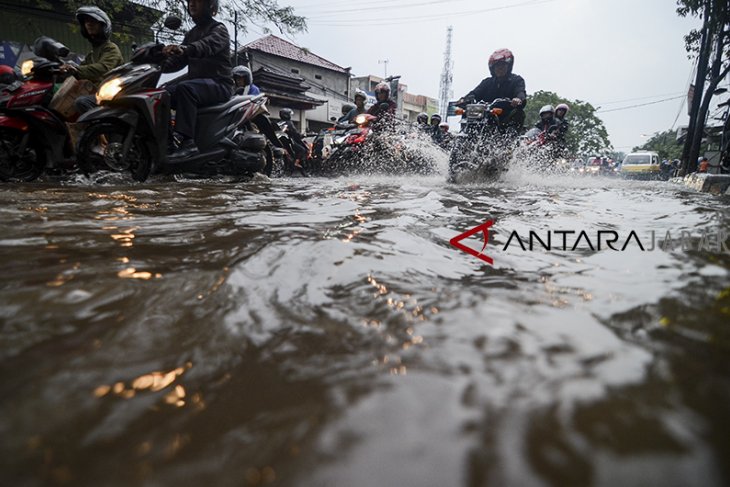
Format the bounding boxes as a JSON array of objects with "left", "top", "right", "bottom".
[
  {"left": 354, "top": 114, "right": 367, "bottom": 125},
  {"left": 21, "top": 60, "right": 34, "bottom": 77},
  {"left": 96, "top": 77, "right": 123, "bottom": 104}
]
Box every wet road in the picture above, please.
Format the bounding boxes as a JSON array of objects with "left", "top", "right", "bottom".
[{"left": 1, "top": 161, "right": 729, "bottom": 486}]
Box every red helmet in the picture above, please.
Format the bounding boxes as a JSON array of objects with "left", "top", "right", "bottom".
[
  {"left": 374, "top": 82, "right": 391, "bottom": 96},
  {"left": 0, "top": 65, "right": 18, "bottom": 85},
  {"left": 488, "top": 48, "right": 514, "bottom": 75}
]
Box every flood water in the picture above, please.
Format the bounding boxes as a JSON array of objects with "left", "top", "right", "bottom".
[{"left": 1, "top": 159, "right": 729, "bottom": 486}]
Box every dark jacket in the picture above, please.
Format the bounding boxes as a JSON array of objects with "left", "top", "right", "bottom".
[
  {"left": 77, "top": 40, "right": 123, "bottom": 86},
  {"left": 283, "top": 120, "right": 305, "bottom": 146},
  {"left": 162, "top": 17, "right": 233, "bottom": 88},
  {"left": 535, "top": 117, "right": 559, "bottom": 139},
  {"left": 465, "top": 73, "right": 526, "bottom": 105},
  {"left": 367, "top": 99, "right": 397, "bottom": 130},
  {"left": 555, "top": 116, "right": 569, "bottom": 139}
]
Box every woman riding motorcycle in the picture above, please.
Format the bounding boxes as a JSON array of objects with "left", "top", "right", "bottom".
[{"left": 232, "top": 65, "right": 260, "bottom": 96}]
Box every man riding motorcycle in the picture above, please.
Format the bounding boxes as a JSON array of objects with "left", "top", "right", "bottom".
[
  {"left": 367, "top": 82, "right": 396, "bottom": 131},
  {"left": 279, "top": 108, "right": 307, "bottom": 168},
  {"left": 535, "top": 104, "right": 559, "bottom": 137},
  {"left": 161, "top": 0, "right": 234, "bottom": 157},
  {"left": 232, "top": 65, "right": 260, "bottom": 96},
  {"left": 457, "top": 48, "right": 526, "bottom": 131},
  {"left": 60, "top": 6, "right": 123, "bottom": 115}
]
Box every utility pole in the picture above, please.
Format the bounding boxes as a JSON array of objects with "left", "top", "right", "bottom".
[
  {"left": 233, "top": 11, "right": 239, "bottom": 65},
  {"left": 378, "top": 59, "right": 389, "bottom": 78},
  {"left": 680, "top": 4, "right": 711, "bottom": 175},
  {"left": 438, "top": 26, "right": 454, "bottom": 118}
]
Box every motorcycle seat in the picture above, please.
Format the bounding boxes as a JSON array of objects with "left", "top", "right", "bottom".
[{"left": 198, "top": 96, "right": 248, "bottom": 116}]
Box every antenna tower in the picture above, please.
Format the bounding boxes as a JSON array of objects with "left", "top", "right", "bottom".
[{"left": 438, "top": 26, "right": 454, "bottom": 117}]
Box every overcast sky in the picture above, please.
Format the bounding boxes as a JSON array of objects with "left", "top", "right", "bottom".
[{"left": 235, "top": 0, "right": 717, "bottom": 153}]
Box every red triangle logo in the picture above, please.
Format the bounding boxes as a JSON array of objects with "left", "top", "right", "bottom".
[{"left": 450, "top": 220, "right": 494, "bottom": 265}]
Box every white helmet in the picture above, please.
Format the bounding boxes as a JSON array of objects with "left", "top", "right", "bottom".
[
  {"left": 354, "top": 89, "right": 368, "bottom": 101},
  {"left": 539, "top": 104, "right": 555, "bottom": 116}
]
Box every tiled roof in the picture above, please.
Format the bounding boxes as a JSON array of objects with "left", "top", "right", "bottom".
[{"left": 242, "top": 35, "right": 349, "bottom": 74}]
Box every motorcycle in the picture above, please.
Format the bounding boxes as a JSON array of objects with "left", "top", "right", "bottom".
[
  {"left": 447, "top": 97, "right": 516, "bottom": 182},
  {"left": 0, "top": 37, "right": 75, "bottom": 181},
  {"left": 77, "top": 18, "right": 267, "bottom": 181}
]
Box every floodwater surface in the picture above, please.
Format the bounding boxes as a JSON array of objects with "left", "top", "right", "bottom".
[{"left": 1, "top": 160, "right": 729, "bottom": 487}]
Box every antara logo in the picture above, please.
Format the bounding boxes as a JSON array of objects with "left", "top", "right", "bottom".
[{"left": 450, "top": 220, "right": 494, "bottom": 265}]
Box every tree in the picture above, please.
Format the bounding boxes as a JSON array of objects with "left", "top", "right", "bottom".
[
  {"left": 633, "top": 130, "right": 685, "bottom": 160},
  {"left": 525, "top": 90, "right": 612, "bottom": 156},
  {"left": 28, "top": 0, "right": 306, "bottom": 47},
  {"left": 676, "top": 0, "right": 730, "bottom": 174}
]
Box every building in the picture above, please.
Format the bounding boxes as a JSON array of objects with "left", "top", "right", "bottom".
[
  {"left": 239, "top": 35, "right": 352, "bottom": 133},
  {"left": 1, "top": 0, "right": 160, "bottom": 61}
]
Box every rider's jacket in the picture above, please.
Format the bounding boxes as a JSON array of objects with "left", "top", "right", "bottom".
[
  {"left": 464, "top": 73, "right": 526, "bottom": 105},
  {"left": 162, "top": 17, "right": 233, "bottom": 89}
]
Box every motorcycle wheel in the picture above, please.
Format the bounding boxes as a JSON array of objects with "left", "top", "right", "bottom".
[
  {"left": 77, "top": 122, "right": 152, "bottom": 182},
  {"left": 0, "top": 129, "right": 45, "bottom": 182}
]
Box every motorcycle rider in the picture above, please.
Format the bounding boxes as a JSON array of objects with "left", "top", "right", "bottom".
[
  {"left": 337, "top": 103, "right": 356, "bottom": 124},
  {"left": 161, "top": 0, "right": 234, "bottom": 156},
  {"left": 554, "top": 103, "right": 569, "bottom": 140},
  {"left": 457, "top": 48, "right": 526, "bottom": 131},
  {"left": 60, "top": 6, "right": 123, "bottom": 115},
  {"left": 367, "top": 82, "right": 397, "bottom": 130},
  {"left": 535, "top": 105, "right": 559, "bottom": 139},
  {"left": 279, "top": 108, "right": 307, "bottom": 168},
  {"left": 232, "top": 65, "right": 260, "bottom": 95},
  {"left": 416, "top": 112, "right": 429, "bottom": 131},
  {"left": 341, "top": 89, "right": 368, "bottom": 124},
  {"left": 435, "top": 122, "right": 453, "bottom": 149},
  {"left": 429, "top": 114, "right": 442, "bottom": 141}
]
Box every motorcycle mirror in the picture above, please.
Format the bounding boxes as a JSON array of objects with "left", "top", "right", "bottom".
[
  {"left": 32, "top": 36, "right": 70, "bottom": 61},
  {"left": 330, "top": 116, "right": 337, "bottom": 122},
  {"left": 379, "top": 102, "right": 390, "bottom": 110},
  {"left": 164, "top": 16, "right": 183, "bottom": 30}
]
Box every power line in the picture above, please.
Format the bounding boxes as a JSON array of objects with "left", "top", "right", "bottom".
[
  {"left": 595, "top": 91, "right": 686, "bottom": 106},
  {"left": 307, "top": 0, "right": 557, "bottom": 26},
  {"left": 306, "top": 0, "right": 472, "bottom": 17},
  {"left": 596, "top": 95, "right": 685, "bottom": 113}
]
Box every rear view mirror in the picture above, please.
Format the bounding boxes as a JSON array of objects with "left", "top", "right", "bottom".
[{"left": 164, "top": 16, "right": 183, "bottom": 30}]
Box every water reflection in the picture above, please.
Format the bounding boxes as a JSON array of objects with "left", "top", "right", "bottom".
[{"left": 0, "top": 175, "right": 727, "bottom": 486}]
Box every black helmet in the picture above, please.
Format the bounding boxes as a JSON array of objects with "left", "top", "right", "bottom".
[
  {"left": 430, "top": 114, "right": 442, "bottom": 125},
  {"left": 279, "top": 108, "right": 293, "bottom": 121},
  {"left": 76, "top": 6, "right": 112, "bottom": 40},
  {"left": 341, "top": 103, "right": 355, "bottom": 116},
  {"left": 232, "top": 65, "right": 252, "bottom": 84},
  {"left": 417, "top": 112, "right": 428, "bottom": 124},
  {"left": 189, "top": 0, "right": 219, "bottom": 19}
]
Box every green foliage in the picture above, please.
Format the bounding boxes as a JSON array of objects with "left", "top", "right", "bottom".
[
  {"left": 632, "top": 130, "right": 683, "bottom": 160},
  {"left": 525, "top": 90, "right": 612, "bottom": 156},
  {"left": 32, "top": 0, "right": 307, "bottom": 45}
]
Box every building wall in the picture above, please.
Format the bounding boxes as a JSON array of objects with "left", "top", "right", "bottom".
[
  {"left": 2, "top": 2, "right": 154, "bottom": 61},
  {"left": 248, "top": 51, "right": 351, "bottom": 130}
]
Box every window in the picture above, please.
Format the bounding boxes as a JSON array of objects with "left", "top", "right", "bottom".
[
  {"left": 291, "top": 68, "right": 299, "bottom": 74},
  {"left": 315, "top": 74, "right": 322, "bottom": 80}
]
